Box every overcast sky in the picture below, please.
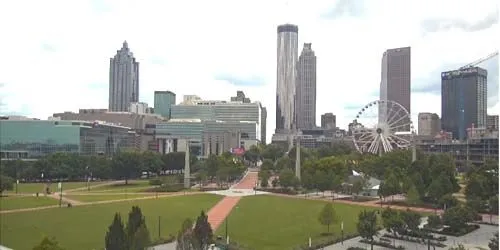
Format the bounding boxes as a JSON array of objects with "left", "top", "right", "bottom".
[{"left": 0, "top": 0, "right": 498, "bottom": 140}]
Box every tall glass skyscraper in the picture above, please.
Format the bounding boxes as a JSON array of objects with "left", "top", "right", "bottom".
[
  {"left": 441, "top": 67, "right": 487, "bottom": 140},
  {"left": 276, "top": 24, "right": 298, "bottom": 133},
  {"left": 109, "top": 41, "right": 139, "bottom": 112}
]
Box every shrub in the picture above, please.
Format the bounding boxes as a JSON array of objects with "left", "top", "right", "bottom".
[
  {"left": 149, "top": 178, "right": 162, "bottom": 186},
  {"left": 426, "top": 215, "right": 442, "bottom": 228}
]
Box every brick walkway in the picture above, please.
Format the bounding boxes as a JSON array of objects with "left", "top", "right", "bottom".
[
  {"left": 207, "top": 196, "right": 241, "bottom": 230},
  {"left": 231, "top": 172, "right": 258, "bottom": 189},
  {"left": 206, "top": 171, "right": 258, "bottom": 231}
]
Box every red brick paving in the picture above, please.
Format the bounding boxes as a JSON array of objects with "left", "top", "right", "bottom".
[
  {"left": 232, "top": 172, "right": 258, "bottom": 189},
  {"left": 207, "top": 196, "right": 241, "bottom": 231}
]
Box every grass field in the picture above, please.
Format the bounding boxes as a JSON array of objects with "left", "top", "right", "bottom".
[
  {"left": 215, "top": 195, "right": 380, "bottom": 250},
  {"left": 0, "top": 194, "right": 222, "bottom": 250},
  {"left": 87, "top": 180, "right": 153, "bottom": 193},
  {"left": 65, "top": 193, "right": 155, "bottom": 202},
  {"left": 0, "top": 196, "right": 59, "bottom": 211},
  {"left": 4, "top": 181, "right": 107, "bottom": 194}
]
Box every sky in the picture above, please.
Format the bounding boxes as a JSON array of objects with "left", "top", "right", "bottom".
[{"left": 0, "top": 0, "right": 498, "bottom": 142}]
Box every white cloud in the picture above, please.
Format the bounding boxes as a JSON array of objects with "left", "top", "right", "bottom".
[{"left": 0, "top": 0, "right": 498, "bottom": 142}]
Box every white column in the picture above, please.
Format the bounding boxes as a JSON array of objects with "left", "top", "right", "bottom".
[
  {"left": 295, "top": 137, "right": 301, "bottom": 180},
  {"left": 184, "top": 140, "right": 190, "bottom": 188}
]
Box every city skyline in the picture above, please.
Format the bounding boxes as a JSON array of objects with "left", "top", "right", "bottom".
[{"left": 0, "top": 0, "right": 498, "bottom": 142}]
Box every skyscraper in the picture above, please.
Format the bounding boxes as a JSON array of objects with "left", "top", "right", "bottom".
[
  {"left": 276, "top": 24, "right": 298, "bottom": 133},
  {"left": 321, "top": 113, "right": 336, "bottom": 130},
  {"left": 418, "top": 112, "right": 440, "bottom": 136},
  {"left": 109, "top": 41, "right": 139, "bottom": 112},
  {"left": 441, "top": 67, "right": 487, "bottom": 140},
  {"left": 154, "top": 91, "right": 176, "bottom": 119},
  {"left": 296, "top": 43, "right": 317, "bottom": 129},
  {"left": 379, "top": 47, "right": 411, "bottom": 131}
]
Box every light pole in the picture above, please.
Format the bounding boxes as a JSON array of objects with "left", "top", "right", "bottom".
[{"left": 341, "top": 221, "right": 344, "bottom": 245}]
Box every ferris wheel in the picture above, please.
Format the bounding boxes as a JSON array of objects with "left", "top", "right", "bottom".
[{"left": 352, "top": 100, "right": 415, "bottom": 155}]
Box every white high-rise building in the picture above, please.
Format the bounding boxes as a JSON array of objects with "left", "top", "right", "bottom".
[{"left": 109, "top": 41, "right": 139, "bottom": 112}]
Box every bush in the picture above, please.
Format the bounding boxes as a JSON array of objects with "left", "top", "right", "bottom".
[
  {"left": 347, "top": 248, "right": 365, "bottom": 250},
  {"left": 255, "top": 187, "right": 298, "bottom": 195},
  {"left": 383, "top": 233, "right": 447, "bottom": 247},
  {"left": 293, "top": 233, "right": 359, "bottom": 250},
  {"left": 426, "top": 215, "right": 442, "bottom": 229},
  {"left": 149, "top": 234, "right": 175, "bottom": 245},
  {"left": 149, "top": 178, "right": 162, "bottom": 186},
  {"left": 148, "top": 183, "right": 185, "bottom": 192},
  {"left": 441, "top": 224, "right": 480, "bottom": 236},
  {"left": 359, "top": 239, "right": 405, "bottom": 249},
  {"left": 399, "top": 230, "right": 447, "bottom": 241}
]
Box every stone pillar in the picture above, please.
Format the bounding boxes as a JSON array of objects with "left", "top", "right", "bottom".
[
  {"left": 184, "top": 141, "right": 190, "bottom": 189},
  {"left": 411, "top": 133, "right": 417, "bottom": 163},
  {"left": 295, "top": 137, "right": 301, "bottom": 181}
]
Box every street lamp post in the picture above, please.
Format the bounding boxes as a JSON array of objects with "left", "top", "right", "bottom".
[{"left": 341, "top": 221, "right": 344, "bottom": 245}]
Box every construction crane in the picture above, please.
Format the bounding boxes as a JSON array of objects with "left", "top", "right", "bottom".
[{"left": 459, "top": 51, "right": 499, "bottom": 70}]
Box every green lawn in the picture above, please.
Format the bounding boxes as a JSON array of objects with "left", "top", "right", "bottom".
[
  {"left": 0, "top": 194, "right": 222, "bottom": 250},
  {"left": 65, "top": 193, "right": 155, "bottom": 202},
  {"left": 88, "top": 180, "right": 153, "bottom": 193},
  {"left": 4, "top": 181, "right": 106, "bottom": 194},
  {"left": 0, "top": 196, "right": 59, "bottom": 211},
  {"left": 216, "top": 195, "right": 379, "bottom": 250}
]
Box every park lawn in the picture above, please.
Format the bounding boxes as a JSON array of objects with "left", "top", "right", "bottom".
[
  {"left": 0, "top": 193, "right": 222, "bottom": 250},
  {"left": 64, "top": 193, "right": 155, "bottom": 202},
  {"left": 88, "top": 180, "right": 152, "bottom": 192},
  {"left": 0, "top": 196, "right": 59, "bottom": 211},
  {"left": 216, "top": 195, "right": 380, "bottom": 250},
  {"left": 4, "top": 181, "right": 106, "bottom": 194}
]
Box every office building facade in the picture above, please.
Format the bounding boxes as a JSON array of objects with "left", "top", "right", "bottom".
[
  {"left": 109, "top": 41, "right": 140, "bottom": 112},
  {"left": 379, "top": 47, "right": 411, "bottom": 131},
  {"left": 276, "top": 24, "right": 298, "bottom": 133},
  {"left": 321, "top": 113, "right": 336, "bottom": 130},
  {"left": 441, "top": 67, "right": 487, "bottom": 140},
  {"left": 417, "top": 112, "right": 440, "bottom": 136},
  {"left": 154, "top": 91, "right": 176, "bottom": 119},
  {"left": 0, "top": 120, "right": 136, "bottom": 160},
  {"left": 231, "top": 91, "right": 251, "bottom": 103},
  {"left": 487, "top": 115, "right": 499, "bottom": 130},
  {"left": 296, "top": 43, "right": 317, "bottom": 129}
]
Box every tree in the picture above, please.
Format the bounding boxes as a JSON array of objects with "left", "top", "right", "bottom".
[
  {"left": 442, "top": 206, "right": 473, "bottom": 231},
  {"left": 177, "top": 218, "right": 196, "bottom": 250},
  {"left": 439, "top": 194, "right": 459, "bottom": 210},
  {"left": 0, "top": 175, "right": 14, "bottom": 193},
  {"left": 126, "top": 206, "right": 149, "bottom": 249},
  {"left": 405, "top": 184, "right": 421, "bottom": 206},
  {"left": 193, "top": 210, "right": 213, "bottom": 249},
  {"left": 112, "top": 151, "right": 142, "bottom": 184},
  {"left": 426, "top": 215, "right": 442, "bottom": 229},
  {"left": 105, "top": 213, "right": 127, "bottom": 250},
  {"left": 489, "top": 233, "right": 498, "bottom": 250},
  {"left": 278, "top": 169, "right": 295, "bottom": 189},
  {"left": 318, "top": 203, "right": 337, "bottom": 233},
  {"left": 351, "top": 176, "right": 367, "bottom": 198},
  {"left": 142, "top": 151, "right": 163, "bottom": 176},
  {"left": 131, "top": 222, "right": 151, "bottom": 250},
  {"left": 357, "top": 210, "right": 378, "bottom": 250},
  {"left": 381, "top": 208, "right": 403, "bottom": 237},
  {"left": 271, "top": 177, "right": 278, "bottom": 188},
  {"left": 32, "top": 237, "right": 65, "bottom": 250},
  {"left": 400, "top": 210, "right": 421, "bottom": 232},
  {"left": 449, "top": 244, "right": 467, "bottom": 250},
  {"left": 488, "top": 195, "right": 499, "bottom": 223}
]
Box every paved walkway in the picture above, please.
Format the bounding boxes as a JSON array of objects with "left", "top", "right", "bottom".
[
  {"left": 206, "top": 171, "right": 260, "bottom": 231},
  {"left": 207, "top": 196, "right": 241, "bottom": 230}
]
